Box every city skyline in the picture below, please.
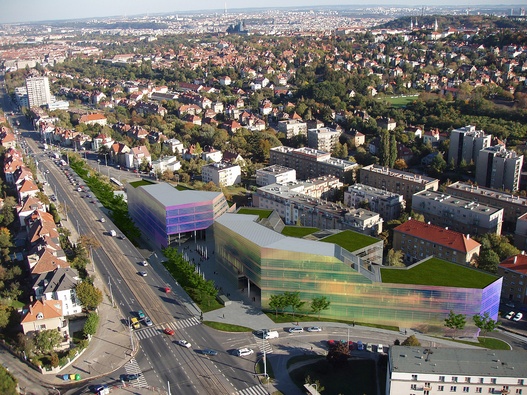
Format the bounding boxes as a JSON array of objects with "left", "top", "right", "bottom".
[{"left": 1, "top": 0, "right": 526, "bottom": 24}]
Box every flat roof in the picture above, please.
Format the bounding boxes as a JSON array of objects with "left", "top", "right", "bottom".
[
  {"left": 320, "top": 230, "right": 380, "bottom": 252},
  {"left": 390, "top": 346, "right": 527, "bottom": 377},
  {"left": 215, "top": 213, "right": 337, "bottom": 256},
  {"left": 139, "top": 182, "right": 223, "bottom": 207},
  {"left": 380, "top": 257, "right": 498, "bottom": 288},
  {"left": 413, "top": 190, "right": 503, "bottom": 215}
]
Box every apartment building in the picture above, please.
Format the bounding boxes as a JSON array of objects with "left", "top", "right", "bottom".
[
  {"left": 25, "top": 76, "right": 52, "bottom": 108},
  {"left": 359, "top": 164, "right": 439, "bottom": 204},
  {"left": 448, "top": 125, "right": 491, "bottom": 167},
  {"left": 270, "top": 146, "right": 357, "bottom": 182},
  {"left": 476, "top": 145, "right": 523, "bottom": 192},
  {"left": 277, "top": 119, "right": 307, "bottom": 139},
  {"left": 256, "top": 165, "right": 296, "bottom": 186},
  {"left": 344, "top": 183, "right": 405, "bottom": 221},
  {"left": 393, "top": 219, "right": 481, "bottom": 266},
  {"left": 254, "top": 179, "right": 383, "bottom": 235},
  {"left": 514, "top": 212, "right": 527, "bottom": 251},
  {"left": 307, "top": 127, "right": 341, "bottom": 152},
  {"left": 201, "top": 162, "right": 241, "bottom": 187},
  {"left": 498, "top": 253, "right": 527, "bottom": 304},
  {"left": 412, "top": 190, "right": 503, "bottom": 235},
  {"left": 446, "top": 181, "right": 527, "bottom": 229},
  {"left": 387, "top": 346, "right": 527, "bottom": 395}
]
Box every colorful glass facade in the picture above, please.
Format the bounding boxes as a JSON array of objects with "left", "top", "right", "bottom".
[
  {"left": 128, "top": 182, "right": 229, "bottom": 247},
  {"left": 214, "top": 214, "right": 502, "bottom": 328}
]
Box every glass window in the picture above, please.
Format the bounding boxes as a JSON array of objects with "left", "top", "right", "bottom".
[{"left": 450, "top": 386, "right": 457, "bottom": 392}]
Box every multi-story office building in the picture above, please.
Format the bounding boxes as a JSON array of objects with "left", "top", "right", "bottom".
[
  {"left": 446, "top": 181, "right": 527, "bottom": 229},
  {"left": 412, "top": 190, "right": 504, "bottom": 235},
  {"left": 256, "top": 165, "right": 296, "bottom": 187},
  {"left": 475, "top": 145, "right": 523, "bottom": 192},
  {"left": 448, "top": 125, "right": 491, "bottom": 167},
  {"left": 344, "top": 183, "right": 405, "bottom": 221},
  {"left": 307, "top": 127, "right": 341, "bottom": 152},
  {"left": 277, "top": 119, "right": 307, "bottom": 139},
  {"left": 387, "top": 347, "right": 527, "bottom": 395},
  {"left": 393, "top": 219, "right": 481, "bottom": 266},
  {"left": 214, "top": 213, "right": 500, "bottom": 327},
  {"left": 25, "top": 76, "right": 52, "bottom": 108},
  {"left": 498, "top": 253, "right": 527, "bottom": 304},
  {"left": 254, "top": 178, "right": 383, "bottom": 235},
  {"left": 270, "top": 146, "right": 357, "bottom": 182},
  {"left": 359, "top": 164, "right": 439, "bottom": 204},
  {"left": 201, "top": 162, "right": 241, "bottom": 187},
  {"left": 128, "top": 182, "right": 230, "bottom": 247}
]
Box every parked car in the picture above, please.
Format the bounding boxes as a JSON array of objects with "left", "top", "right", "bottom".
[
  {"left": 306, "top": 326, "right": 322, "bottom": 332},
  {"left": 366, "top": 343, "right": 373, "bottom": 352},
  {"left": 163, "top": 328, "right": 175, "bottom": 335},
  {"left": 90, "top": 384, "right": 108, "bottom": 394},
  {"left": 288, "top": 326, "right": 304, "bottom": 333},
  {"left": 513, "top": 312, "right": 523, "bottom": 322},
  {"left": 141, "top": 260, "right": 148, "bottom": 266},
  {"left": 201, "top": 349, "right": 218, "bottom": 356},
  {"left": 100, "top": 217, "right": 105, "bottom": 223},
  {"left": 235, "top": 348, "right": 254, "bottom": 357},
  {"left": 356, "top": 341, "right": 364, "bottom": 351},
  {"left": 377, "top": 344, "right": 384, "bottom": 353},
  {"left": 505, "top": 311, "right": 515, "bottom": 319},
  {"left": 137, "top": 310, "right": 145, "bottom": 319},
  {"left": 144, "top": 317, "right": 153, "bottom": 326},
  {"left": 177, "top": 340, "right": 191, "bottom": 348}
]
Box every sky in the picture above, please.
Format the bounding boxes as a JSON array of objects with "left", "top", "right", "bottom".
[{"left": 0, "top": 0, "right": 525, "bottom": 24}]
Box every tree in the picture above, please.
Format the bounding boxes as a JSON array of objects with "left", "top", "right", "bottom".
[
  {"left": 76, "top": 281, "right": 103, "bottom": 311},
  {"left": 389, "top": 132, "right": 397, "bottom": 168},
  {"left": 284, "top": 291, "right": 305, "bottom": 319},
  {"left": 34, "top": 329, "right": 62, "bottom": 353},
  {"left": 401, "top": 335, "right": 421, "bottom": 346},
  {"left": 393, "top": 158, "right": 408, "bottom": 170},
  {"left": 0, "top": 303, "right": 11, "bottom": 329},
  {"left": 310, "top": 296, "right": 330, "bottom": 319},
  {"left": 387, "top": 249, "right": 405, "bottom": 267},
  {"left": 429, "top": 152, "right": 447, "bottom": 177},
  {"left": 444, "top": 310, "right": 466, "bottom": 339},
  {"left": 78, "top": 234, "right": 101, "bottom": 259},
  {"left": 473, "top": 312, "right": 498, "bottom": 338},
  {"left": 476, "top": 249, "right": 500, "bottom": 273},
  {"left": 83, "top": 312, "right": 99, "bottom": 337},
  {"left": 269, "top": 294, "right": 287, "bottom": 317},
  {"left": 326, "top": 340, "right": 349, "bottom": 368}
]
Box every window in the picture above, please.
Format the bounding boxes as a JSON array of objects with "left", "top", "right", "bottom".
[
  {"left": 489, "top": 389, "right": 495, "bottom": 393},
  {"left": 412, "top": 375, "right": 418, "bottom": 381},
  {"left": 516, "top": 389, "right": 522, "bottom": 394},
  {"left": 491, "top": 379, "right": 497, "bottom": 384},
  {"left": 475, "top": 388, "right": 482, "bottom": 393},
  {"left": 518, "top": 380, "right": 524, "bottom": 385},
  {"left": 439, "top": 376, "right": 446, "bottom": 382},
  {"left": 452, "top": 377, "right": 458, "bottom": 383},
  {"left": 465, "top": 378, "right": 471, "bottom": 383},
  {"left": 463, "top": 387, "right": 469, "bottom": 393},
  {"left": 438, "top": 386, "right": 444, "bottom": 392},
  {"left": 411, "top": 384, "right": 417, "bottom": 390},
  {"left": 451, "top": 386, "right": 457, "bottom": 392}
]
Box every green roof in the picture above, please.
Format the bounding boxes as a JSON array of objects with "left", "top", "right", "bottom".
[
  {"left": 321, "top": 230, "right": 379, "bottom": 252},
  {"left": 281, "top": 226, "right": 319, "bottom": 238},
  {"left": 381, "top": 257, "right": 498, "bottom": 288},
  {"left": 237, "top": 208, "right": 273, "bottom": 219},
  {"left": 129, "top": 180, "right": 156, "bottom": 188}
]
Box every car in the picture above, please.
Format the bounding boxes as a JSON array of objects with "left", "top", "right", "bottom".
[
  {"left": 77, "top": 187, "right": 82, "bottom": 192},
  {"left": 137, "top": 310, "right": 145, "bottom": 319},
  {"left": 201, "top": 349, "right": 218, "bottom": 356},
  {"left": 505, "top": 311, "right": 515, "bottom": 319},
  {"left": 90, "top": 384, "right": 108, "bottom": 394},
  {"left": 327, "top": 339, "right": 337, "bottom": 348},
  {"left": 144, "top": 317, "right": 153, "bottom": 326},
  {"left": 177, "top": 340, "right": 191, "bottom": 348},
  {"left": 130, "top": 317, "right": 140, "bottom": 329},
  {"left": 163, "top": 328, "right": 175, "bottom": 336},
  {"left": 235, "top": 348, "right": 254, "bottom": 357},
  {"left": 120, "top": 373, "right": 140, "bottom": 382},
  {"left": 138, "top": 271, "right": 148, "bottom": 277},
  {"left": 141, "top": 260, "right": 149, "bottom": 266},
  {"left": 366, "top": 343, "right": 373, "bottom": 352},
  {"left": 306, "top": 326, "right": 322, "bottom": 332},
  {"left": 288, "top": 326, "right": 304, "bottom": 333},
  {"left": 356, "top": 341, "right": 364, "bottom": 351},
  {"left": 100, "top": 217, "right": 106, "bottom": 223},
  {"left": 377, "top": 344, "right": 384, "bottom": 353},
  {"left": 513, "top": 312, "right": 523, "bottom": 322},
  {"left": 119, "top": 235, "right": 126, "bottom": 240}
]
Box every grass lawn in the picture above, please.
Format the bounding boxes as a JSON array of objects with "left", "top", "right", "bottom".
[
  {"left": 129, "top": 180, "right": 155, "bottom": 188},
  {"left": 321, "top": 230, "right": 379, "bottom": 252},
  {"left": 203, "top": 321, "right": 253, "bottom": 332},
  {"left": 381, "top": 257, "right": 497, "bottom": 288},
  {"left": 290, "top": 358, "right": 378, "bottom": 395},
  {"left": 379, "top": 94, "right": 419, "bottom": 108},
  {"left": 441, "top": 336, "right": 511, "bottom": 350},
  {"left": 281, "top": 226, "right": 319, "bottom": 238},
  {"left": 237, "top": 207, "right": 273, "bottom": 219}
]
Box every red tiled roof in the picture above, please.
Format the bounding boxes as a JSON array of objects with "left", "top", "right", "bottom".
[
  {"left": 394, "top": 219, "right": 480, "bottom": 253},
  {"left": 500, "top": 254, "right": 527, "bottom": 275}
]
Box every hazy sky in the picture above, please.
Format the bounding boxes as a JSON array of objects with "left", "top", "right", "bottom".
[{"left": 1, "top": 0, "right": 525, "bottom": 24}]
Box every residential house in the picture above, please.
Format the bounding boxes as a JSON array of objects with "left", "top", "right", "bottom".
[
  {"left": 202, "top": 162, "right": 242, "bottom": 187},
  {"left": 126, "top": 146, "right": 151, "bottom": 170},
  {"left": 79, "top": 113, "right": 107, "bottom": 126},
  {"left": 32, "top": 268, "right": 81, "bottom": 316},
  {"left": 20, "top": 299, "right": 68, "bottom": 343},
  {"left": 163, "top": 138, "right": 184, "bottom": 154}
]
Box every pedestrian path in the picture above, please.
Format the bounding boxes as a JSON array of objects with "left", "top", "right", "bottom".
[
  {"left": 253, "top": 335, "right": 273, "bottom": 355},
  {"left": 236, "top": 384, "right": 268, "bottom": 395},
  {"left": 124, "top": 358, "right": 148, "bottom": 388},
  {"left": 135, "top": 317, "right": 201, "bottom": 340}
]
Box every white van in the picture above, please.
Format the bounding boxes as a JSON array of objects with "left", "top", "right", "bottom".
[
  {"left": 109, "top": 230, "right": 117, "bottom": 237},
  {"left": 263, "top": 330, "right": 279, "bottom": 339}
]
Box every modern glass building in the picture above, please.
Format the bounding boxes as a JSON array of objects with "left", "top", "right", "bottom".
[
  {"left": 214, "top": 213, "right": 501, "bottom": 328},
  {"left": 128, "top": 182, "right": 229, "bottom": 247}
]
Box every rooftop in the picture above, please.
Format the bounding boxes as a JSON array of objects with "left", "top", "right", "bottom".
[
  {"left": 381, "top": 257, "right": 498, "bottom": 288},
  {"left": 447, "top": 181, "right": 527, "bottom": 206},
  {"left": 500, "top": 254, "right": 527, "bottom": 275},
  {"left": 361, "top": 164, "right": 438, "bottom": 185},
  {"left": 413, "top": 190, "right": 503, "bottom": 215},
  {"left": 320, "top": 230, "right": 379, "bottom": 252},
  {"left": 137, "top": 182, "right": 224, "bottom": 207}
]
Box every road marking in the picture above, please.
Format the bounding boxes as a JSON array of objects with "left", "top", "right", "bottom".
[
  {"left": 236, "top": 384, "right": 268, "bottom": 395},
  {"left": 135, "top": 317, "right": 201, "bottom": 340},
  {"left": 124, "top": 358, "right": 148, "bottom": 388},
  {"left": 253, "top": 335, "right": 273, "bottom": 355}
]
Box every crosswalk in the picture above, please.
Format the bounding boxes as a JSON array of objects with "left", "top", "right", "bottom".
[
  {"left": 124, "top": 358, "right": 148, "bottom": 388},
  {"left": 135, "top": 316, "right": 201, "bottom": 340},
  {"left": 252, "top": 335, "right": 273, "bottom": 355},
  {"left": 236, "top": 384, "right": 269, "bottom": 395}
]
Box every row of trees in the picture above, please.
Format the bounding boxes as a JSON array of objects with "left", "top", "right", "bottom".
[
  {"left": 268, "top": 292, "right": 331, "bottom": 319},
  {"left": 444, "top": 311, "right": 498, "bottom": 339}
]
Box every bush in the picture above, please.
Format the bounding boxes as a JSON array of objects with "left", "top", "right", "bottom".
[{"left": 50, "top": 353, "right": 59, "bottom": 368}]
